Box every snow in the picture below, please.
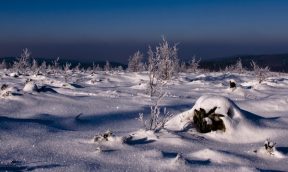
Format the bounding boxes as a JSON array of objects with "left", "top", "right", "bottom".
[{"left": 0, "top": 70, "right": 288, "bottom": 171}]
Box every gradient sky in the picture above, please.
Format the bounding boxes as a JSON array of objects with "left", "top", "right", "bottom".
[{"left": 1, "top": 0, "right": 288, "bottom": 62}]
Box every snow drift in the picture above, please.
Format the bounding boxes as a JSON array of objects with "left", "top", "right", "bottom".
[{"left": 166, "top": 95, "right": 281, "bottom": 143}]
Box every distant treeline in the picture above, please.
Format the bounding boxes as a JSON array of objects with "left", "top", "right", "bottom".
[
  {"left": 0, "top": 56, "right": 127, "bottom": 69},
  {"left": 200, "top": 54, "right": 288, "bottom": 72},
  {"left": 1, "top": 53, "right": 288, "bottom": 72}
]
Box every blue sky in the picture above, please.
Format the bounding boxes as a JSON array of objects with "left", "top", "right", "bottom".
[{"left": 1, "top": 0, "right": 288, "bottom": 62}]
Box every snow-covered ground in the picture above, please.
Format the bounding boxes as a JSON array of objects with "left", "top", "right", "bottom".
[{"left": 1, "top": 70, "right": 288, "bottom": 171}]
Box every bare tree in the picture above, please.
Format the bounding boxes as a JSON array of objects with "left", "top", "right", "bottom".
[{"left": 128, "top": 50, "right": 144, "bottom": 72}]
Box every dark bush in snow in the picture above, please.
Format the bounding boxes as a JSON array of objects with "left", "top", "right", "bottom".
[
  {"left": 93, "top": 130, "right": 113, "bottom": 142},
  {"left": 193, "top": 107, "right": 226, "bottom": 133},
  {"left": 229, "top": 81, "right": 236, "bottom": 89},
  {"left": 264, "top": 139, "right": 276, "bottom": 155}
]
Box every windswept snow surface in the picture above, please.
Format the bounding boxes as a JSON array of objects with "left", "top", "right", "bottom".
[{"left": 0, "top": 71, "right": 288, "bottom": 171}]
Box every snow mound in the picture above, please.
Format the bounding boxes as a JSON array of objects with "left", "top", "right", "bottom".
[
  {"left": 166, "top": 95, "right": 279, "bottom": 143},
  {"left": 189, "top": 148, "right": 249, "bottom": 164},
  {"left": 23, "top": 82, "right": 38, "bottom": 92}
]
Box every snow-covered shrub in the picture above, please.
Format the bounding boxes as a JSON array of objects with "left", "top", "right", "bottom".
[
  {"left": 178, "top": 61, "right": 187, "bottom": 73},
  {"left": 39, "top": 61, "right": 47, "bottom": 74},
  {"left": 0, "top": 60, "right": 8, "bottom": 69},
  {"left": 73, "top": 63, "right": 81, "bottom": 73},
  {"left": 91, "top": 63, "right": 102, "bottom": 73},
  {"left": 251, "top": 60, "right": 270, "bottom": 83},
  {"left": 224, "top": 58, "right": 245, "bottom": 74},
  {"left": 138, "top": 93, "right": 173, "bottom": 132},
  {"left": 51, "top": 57, "right": 60, "bottom": 74},
  {"left": 13, "top": 48, "right": 32, "bottom": 73},
  {"left": 63, "top": 63, "right": 72, "bottom": 83},
  {"left": 104, "top": 60, "right": 111, "bottom": 72},
  {"left": 193, "top": 107, "right": 226, "bottom": 133},
  {"left": 128, "top": 50, "right": 144, "bottom": 72},
  {"left": 187, "top": 57, "right": 201, "bottom": 73},
  {"left": 31, "top": 59, "right": 40, "bottom": 75},
  {"left": 146, "top": 46, "right": 162, "bottom": 97}
]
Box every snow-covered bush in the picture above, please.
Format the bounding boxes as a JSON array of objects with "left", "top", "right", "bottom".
[
  {"left": 128, "top": 50, "right": 144, "bottom": 72},
  {"left": 0, "top": 60, "right": 7, "bottom": 69},
  {"left": 224, "top": 58, "right": 245, "bottom": 74},
  {"left": 187, "top": 57, "right": 201, "bottom": 73},
  {"left": 251, "top": 60, "right": 270, "bottom": 83},
  {"left": 39, "top": 61, "right": 47, "bottom": 74},
  {"left": 104, "top": 60, "right": 111, "bottom": 72},
  {"left": 146, "top": 46, "right": 162, "bottom": 97},
  {"left": 13, "top": 48, "right": 32, "bottom": 73},
  {"left": 73, "top": 63, "right": 81, "bottom": 73},
  {"left": 31, "top": 59, "right": 40, "bottom": 75},
  {"left": 51, "top": 57, "right": 60, "bottom": 74}
]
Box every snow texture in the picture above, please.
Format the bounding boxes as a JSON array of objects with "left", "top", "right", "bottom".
[{"left": 0, "top": 70, "right": 288, "bottom": 171}]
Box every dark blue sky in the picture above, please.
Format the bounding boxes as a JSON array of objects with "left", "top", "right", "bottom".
[{"left": 1, "top": 0, "right": 288, "bottom": 62}]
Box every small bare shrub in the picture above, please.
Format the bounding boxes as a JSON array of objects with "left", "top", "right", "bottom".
[{"left": 138, "top": 93, "right": 173, "bottom": 132}]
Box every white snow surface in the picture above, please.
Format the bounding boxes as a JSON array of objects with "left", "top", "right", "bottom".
[{"left": 0, "top": 71, "right": 288, "bottom": 171}]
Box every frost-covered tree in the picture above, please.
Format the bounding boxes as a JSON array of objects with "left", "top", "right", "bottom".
[
  {"left": 251, "top": 60, "right": 270, "bottom": 83},
  {"left": 156, "top": 38, "right": 179, "bottom": 80},
  {"left": 128, "top": 50, "right": 144, "bottom": 72},
  {"left": 39, "top": 61, "right": 47, "bottom": 74},
  {"left": 224, "top": 58, "right": 245, "bottom": 74},
  {"left": 0, "top": 60, "right": 7, "bottom": 69},
  {"left": 187, "top": 57, "right": 201, "bottom": 73},
  {"left": 178, "top": 61, "right": 187, "bottom": 73},
  {"left": 63, "top": 62, "right": 71, "bottom": 83},
  {"left": 234, "top": 58, "right": 244, "bottom": 73},
  {"left": 52, "top": 57, "right": 60, "bottom": 73},
  {"left": 73, "top": 63, "right": 81, "bottom": 73},
  {"left": 31, "top": 59, "right": 40, "bottom": 74},
  {"left": 104, "top": 60, "right": 111, "bottom": 72},
  {"left": 146, "top": 46, "right": 161, "bottom": 97},
  {"left": 13, "top": 48, "right": 32, "bottom": 73}
]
